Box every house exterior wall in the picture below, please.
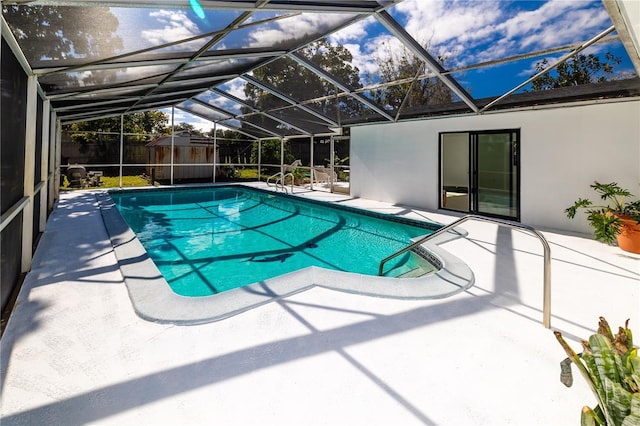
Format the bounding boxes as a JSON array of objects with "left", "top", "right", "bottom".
[{"left": 350, "top": 100, "right": 640, "bottom": 235}]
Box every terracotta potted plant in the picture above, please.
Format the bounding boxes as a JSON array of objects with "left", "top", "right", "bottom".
[
  {"left": 292, "top": 167, "right": 306, "bottom": 185},
  {"left": 566, "top": 181, "right": 640, "bottom": 254}
]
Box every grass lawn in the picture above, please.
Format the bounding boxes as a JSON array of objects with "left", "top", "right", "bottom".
[
  {"left": 100, "top": 176, "right": 153, "bottom": 188},
  {"left": 61, "top": 175, "right": 152, "bottom": 190},
  {"left": 237, "top": 168, "right": 259, "bottom": 180},
  {"left": 60, "top": 169, "right": 275, "bottom": 190}
]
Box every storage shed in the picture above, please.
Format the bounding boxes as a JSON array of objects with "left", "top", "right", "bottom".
[{"left": 146, "top": 133, "right": 220, "bottom": 181}]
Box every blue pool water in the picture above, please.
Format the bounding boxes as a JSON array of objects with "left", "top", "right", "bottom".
[{"left": 111, "top": 186, "right": 439, "bottom": 297}]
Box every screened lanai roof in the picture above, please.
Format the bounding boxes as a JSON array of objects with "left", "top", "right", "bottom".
[{"left": 2, "top": 0, "right": 640, "bottom": 138}]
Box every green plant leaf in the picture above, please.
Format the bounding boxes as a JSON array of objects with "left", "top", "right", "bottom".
[
  {"left": 581, "top": 405, "right": 606, "bottom": 426},
  {"left": 602, "top": 377, "right": 632, "bottom": 425},
  {"left": 555, "top": 332, "right": 607, "bottom": 409},
  {"left": 588, "top": 212, "right": 621, "bottom": 245},
  {"left": 566, "top": 198, "right": 593, "bottom": 219},
  {"left": 591, "top": 334, "right": 622, "bottom": 386},
  {"left": 592, "top": 181, "right": 633, "bottom": 203},
  {"left": 625, "top": 348, "right": 640, "bottom": 392},
  {"left": 624, "top": 201, "right": 640, "bottom": 221},
  {"left": 621, "top": 393, "right": 640, "bottom": 426},
  {"left": 582, "top": 347, "right": 613, "bottom": 424},
  {"left": 566, "top": 183, "right": 639, "bottom": 244},
  {"left": 630, "top": 353, "right": 640, "bottom": 373},
  {"left": 556, "top": 319, "right": 640, "bottom": 426}
]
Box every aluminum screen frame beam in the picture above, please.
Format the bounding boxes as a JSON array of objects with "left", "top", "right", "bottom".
[
  {"left": 480, "top": 25, "right": 617, "bottom": 113},
  {"left": 603, "top": 0, "right": 640, "bottom": 77},
  {"left": 176, "top": 100, "right": 273, "bottom": 139},
  {"left": 288, "top": 52, "right": 395, "bottom": 122},
  {"left": 374, "top": 9, "right": 480, "bottom": 114},
  {"left": 126, "top": 10, "right": 259, "bottom": 114},
  {"left": 241, "top": 74, "right": 339, "bottom": 127},
  {"left": 5, "top": 1, "right": 402, "bottom": 14},
  {"left": 209, "top": 88, "right": 312, "bottom": 136}
]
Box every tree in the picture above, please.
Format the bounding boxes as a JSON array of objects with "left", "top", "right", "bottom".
[
  {"left": 3, "top": 5, "right": 123, "bottom": 85},
  {"left": 244, "top": 39, "right": 364, "bottom": 122},
  {"left": 371, "top": 40, "right": 453, "bottom": 112},
  {"left": 63, "top": 111, "right": 169, "bottom": 164},
  {"left": 530, "top": 52, "right": 622, "bottom": 91},
  {"left": 65, "top": 111, "right": 169, "bottom": 136},
  {"left": 212, "top": 129, "right": 253, "bottom": 166},
  {"left": 250, "top": 139, "right": 294, "bottom": 166},
  {"left": 208, "top": 129, "right": 249, "bottom": 142},
  {"left": 173, "top": 122, "right": 206, "bottom": 137}
]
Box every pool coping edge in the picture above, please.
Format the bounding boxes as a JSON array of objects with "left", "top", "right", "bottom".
[{"left": 96, "top": 187, "right": 475, "bottom": 325}]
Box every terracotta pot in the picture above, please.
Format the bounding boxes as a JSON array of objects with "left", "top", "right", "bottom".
[{"left": 615, "top": 214, "right": 640, "bottom": 254}]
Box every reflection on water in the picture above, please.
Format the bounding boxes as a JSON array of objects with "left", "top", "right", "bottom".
[{"left": 113, "top": 187, "right": 437, "bottom": 296}]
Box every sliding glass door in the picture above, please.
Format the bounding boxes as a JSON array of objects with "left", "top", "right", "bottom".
[
  {"left": 440, "top": 130, "right": 520, "bottom": 221},
  {"left": 441, "top": 132, "right": 470, "bottom": 212}
]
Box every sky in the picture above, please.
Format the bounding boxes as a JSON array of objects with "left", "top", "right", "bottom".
[{"left": 113, "top": 0, "right": 635, "bottom": 133}]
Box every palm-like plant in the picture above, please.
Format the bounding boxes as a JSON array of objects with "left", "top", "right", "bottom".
[
  {"left": 566, "top": 182, "right": 640, "bottom": 245},
  {"left": 555, "top": 318, "right": 640, "bottom": 426}
]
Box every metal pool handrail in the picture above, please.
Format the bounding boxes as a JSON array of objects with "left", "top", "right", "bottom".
[
  {"left": 378, "top": 214, "right": 552, "bottom": 328},
  {"left": 266, "top": 172, "right": 294, "bottom": 193},
  {"left": 266, "top": 171, "right": 283, "bottom": 187}
]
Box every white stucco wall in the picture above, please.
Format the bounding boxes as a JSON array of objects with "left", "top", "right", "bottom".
[{"left": 350, "top": 100, "right": 640, "bottom": 235}]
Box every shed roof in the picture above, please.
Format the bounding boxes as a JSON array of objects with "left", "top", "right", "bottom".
[{"left": 146, "top": 133, "right": 215, "bottom": 146}]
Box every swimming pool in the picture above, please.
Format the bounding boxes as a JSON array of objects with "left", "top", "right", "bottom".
[
  {"left": 110, "top": 186, "right": 440, "bottom": 297},
  {"left": 99, "top": 185, "right": 474, "bottom": 324}
]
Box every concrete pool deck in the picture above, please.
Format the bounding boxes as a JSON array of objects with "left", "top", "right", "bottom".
[{"left": 1, "top": 183, "right": 639, "bottom": 425}]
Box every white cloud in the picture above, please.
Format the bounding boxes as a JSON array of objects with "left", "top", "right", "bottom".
[
  {"left": 162, "top": 107, "right": 187, "bottom": 124},
  {"left": 222, "top": 78, "right": 248, "bottom": 100},
  {"left": 162, "top": 107, "right": 231, "bottom": 133},
  {"left": 247, "top": 13, "right": 348, "bottom": 48},
  {"left": 187, "top": 115, "right": 216, "bottom": 132},
  {"left": 205, "top": 92, "right": 244, "bottom": 115},
  {"left": 329, "top": 17, "right": 373, "bottom": 43},
  {"left": 141, "top": 10, "right": 203, "bottom": 49},
  {"left": 342, "top": 43, "right": 378, "bottom": 76},
  {"left": 499, "top": 1, "right": 609, "bottom": 49},
  {"left": 340, "top": 33, "right": 412, "bottom": 84},
  {"left": 395, "top": 0, "right": 503, "bottom": 48},
  {"left": 390, "top": 0, "right": 610, "bottom": 68},
  {"left": 140, "top": 0, "right": 617, "bottom": 129}
]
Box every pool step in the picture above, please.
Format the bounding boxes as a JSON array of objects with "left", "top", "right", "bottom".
[
  {"left": 388, "top": 248, "right": 438, "bottom": 278},
  {"left": 396, "top": 266, "right": 431, "bottom": 278}
]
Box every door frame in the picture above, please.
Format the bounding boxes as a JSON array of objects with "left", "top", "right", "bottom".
[{"left": 439, "top": 129, "right": 521, "bottom": 221}]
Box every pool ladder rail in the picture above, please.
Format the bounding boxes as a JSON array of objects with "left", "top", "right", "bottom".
[
  {"left": 378, "top": 214, "right": 552, "bottom": 329},
  {"left": 266, "top": 172, "right": 294, "bottom": 193}
]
